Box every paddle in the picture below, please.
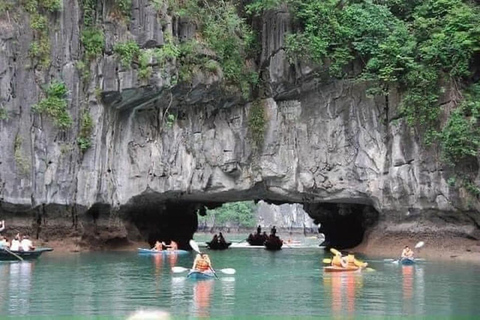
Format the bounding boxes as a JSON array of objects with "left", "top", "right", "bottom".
[
  {"left": 171, "top": 266, "right": 236, "bottom": 274},
  {"left": 2, "top": 247, "right": 23, "bottom": 261}
]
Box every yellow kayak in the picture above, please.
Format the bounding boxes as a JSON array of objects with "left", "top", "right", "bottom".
[{"left": 324, "top": 266, "right": 363, "bottom": 273}]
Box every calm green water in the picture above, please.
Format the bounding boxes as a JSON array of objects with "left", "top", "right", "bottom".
[{"left": 0, "top": 247, "right": 479, "bottom": 319}]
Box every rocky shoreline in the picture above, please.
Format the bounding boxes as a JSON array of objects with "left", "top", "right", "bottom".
[{"left": 353, "top": 227, "right": 480, "bottom": 263}]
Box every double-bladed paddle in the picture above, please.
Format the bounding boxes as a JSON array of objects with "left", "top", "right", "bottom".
[{"left": 171, "top": 266, "right": 236, "bottom": 274}]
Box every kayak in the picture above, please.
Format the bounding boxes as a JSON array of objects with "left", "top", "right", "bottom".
[
  {"left": 187, "top": 270, "right": 216, "bottom": 280},
  {"left": 400, "top": 257, "right": 415, "bottom": 265},
  {"left": 324, "top": 266, "right": 363, "bottom": 273},
  {"left": 137, "top": 248, "right": 189, "bottom": 255}
]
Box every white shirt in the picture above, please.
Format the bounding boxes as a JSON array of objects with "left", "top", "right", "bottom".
[
  {"left": 21, "top": 239, "right": 34, "bottom": 251},
  {"left": 10, "top": 239, "right": 21, "bottom": 251}
]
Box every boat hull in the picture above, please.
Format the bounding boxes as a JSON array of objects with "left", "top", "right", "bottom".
[
  {"left": 324, "top": 266, "right": 362, "bottom": 273},
  {"left": 400, "top": 258, "right": 415, "bottom": 265},
  {"left": 206, "top": 241, "right": 232, "bottom": 250},
  {"left": 264, "top": 239, "right": 283, "bottom": 250},
  {"left": 0, "top": 248, "right": 53, "bottom": 261},
  {"left": 137, "top": 248, "right": 189, "bottom": 255},
  {"left": 187, "top": 270, "right": 215, "bottom": 280}
]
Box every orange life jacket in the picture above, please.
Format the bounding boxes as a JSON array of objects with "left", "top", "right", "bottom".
[{"left": 195, "top": 259, "right": 210, "bottom": 271}]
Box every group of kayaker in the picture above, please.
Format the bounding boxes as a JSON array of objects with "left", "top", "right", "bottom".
[
  {"left": 328, "top": 245, "right": 416, "bottom": 271},
  {"left": 152, "top": 240, "right": 178, "bottom": 251},
  {"left": 330, "top": 249, "right": 368, "bottom": 269}
]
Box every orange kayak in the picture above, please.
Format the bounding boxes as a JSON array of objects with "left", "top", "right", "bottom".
[{"left": 324, "top": 266, "right": 362, "bottom": 273}]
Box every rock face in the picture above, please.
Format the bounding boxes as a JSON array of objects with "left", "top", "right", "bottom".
[{"left": 0, "top": 1, "right": 478, "bottom": 250}]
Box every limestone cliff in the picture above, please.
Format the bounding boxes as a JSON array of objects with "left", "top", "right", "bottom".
[{"left": 0, "top": 1, "right": 478, "bottom": 250}]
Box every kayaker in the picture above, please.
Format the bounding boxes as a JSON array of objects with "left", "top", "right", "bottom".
[
  {"left": 345, "top": 252, "right": 368, "bottom": 268},
  {"left": 401, "top": 246, "right": 414, "bottom": 259},
  {"left": 153, "top": 240, "right": 164, "bottom": 251},
  {"left": 331, "top": 251, "right": 347, "bottom": 268},
  {"left": 211, "top": 234, "right": 219, "bottom": 243},
  {"left": 161, "top": 240, "right": 178, "bottom": 251},
  {"left": 192, "top": 253, "right": 212, "bottom": 272},
  {"left": 168, "top": 240, "right": 178, "bottom": 251}
]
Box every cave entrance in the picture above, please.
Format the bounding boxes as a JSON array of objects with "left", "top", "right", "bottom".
[
  {"left": 121, "top": 195, "right": 379, "bottom": 251},
  {"left": 304, "top": 202, "right": 380, "bottom": 250}
]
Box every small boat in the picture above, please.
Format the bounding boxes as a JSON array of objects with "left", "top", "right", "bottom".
[
  {"left": 137, "top": 248, "right": 189, "bottom": 255},
  {"left": 400, "top": 257, "right": 415, "bottom": 265},
  {"left": 206, "top": 241, "right": 232, "bottom": 250},
  {"left": 0, "top": 247, "right": 53, "bottom": 261},
  {"left": 247, "top": 233, "right": 268, "bottom": 246},
  {"left": 324, "top": 266, "right": 363, "bottom": 273},
  {"left": 187, "top": 269, "right": 216, "bottom": 280},
  {"left": 264, "top": 237, "right": 283, "bottom": 250}
]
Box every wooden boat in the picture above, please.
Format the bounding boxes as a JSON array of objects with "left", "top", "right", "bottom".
[
  {"left": 264, "top": 238, "right": 283, "bottom": 250},
  {"left": 400, "top": 257, "right": 415, "bottom": 265},
  {"left": 324, "top": 266, "right": 362, "bottom": 273},
  {"left": 0, "top": 247, "right": 53, "bottom": 261},
  {"left": 137, "top": 248, "right": 189, "bottom": 255},
  {"left": 206, "top": 241, "right": 232, "bottom": 250},
  {"left": 247, "top": 233, "right": 268, "bottom": 246},
  {"left": 187, "top": 269, "right": 216, "bottom": 280}
]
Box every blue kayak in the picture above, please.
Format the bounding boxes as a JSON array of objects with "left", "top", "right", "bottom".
[
  {"left": 137, "top": 248, "right": 189, "bottom": 255},
  {"left": 187, "top": 270, "right": 216, "bottom": 280},
  {"left": 400, "top": 258, "right": 415, "bottom": 265}
]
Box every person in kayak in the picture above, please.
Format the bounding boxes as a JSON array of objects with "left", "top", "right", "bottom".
[
  {"left": 152, "top": 241, "right": 164, "bottom": 251},
  {"left": 331, "top": 251, "right": 347, "bottom": 268},
  {"left": 161, "top": 240, "right": 178, "bottom": 251},
  {"left": 401, "top": 246, "right": 414, "bottom": 259},
  {"left": 345, "top": 252, "right": 368, "bottom": 268},
  {"left": 192, "top": 253, "right": 212, "bottom": 272}
]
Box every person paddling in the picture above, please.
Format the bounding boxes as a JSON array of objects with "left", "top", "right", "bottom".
[
  {"left": 152, "top": 241, "right": 164, "bottom": 251},
  {"left": 345, "top": 252, "right": 368, "bottom": 268},
  {"left": 331, "top": 251, "right": 347, "bottom": 268},
  {"left": 401, "top": 246, "right": 414, "bottom": 259},
  {"left": 192, "top": 253, "right": 212, "bottom": 272}
]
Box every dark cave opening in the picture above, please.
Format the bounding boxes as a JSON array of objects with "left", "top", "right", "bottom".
[
  {"left": 119, "top": 195, "right": 379, "bottom": 251},
  {"left": 303, "top": 202, "right": 380, "bottom": 250}
]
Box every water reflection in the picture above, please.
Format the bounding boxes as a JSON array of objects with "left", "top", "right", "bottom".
[
  {"left": 324, "top": 272, "right": 363, "bottom": 317},
  {"left": 402, "top": 265, "right": 425, "bottom": 315},
  {"left": 193, "top": 279, "right": 214, "bottom": 317},
  {"left": 168, "top": 253, "right": 178, "bottom": 269},
  {"left": 7, "top": 262, "right": 35, "bottom": 315}
]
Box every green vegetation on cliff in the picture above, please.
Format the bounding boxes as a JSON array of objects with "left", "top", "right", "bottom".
[
  {"left": 247, "top": 0, "right": 480, "bottom": 165},
  {"left": 199, "top": 201, "right": 257, "bottom": 228},
  {"left": 32, "top": 81, "right": 72, "bottom": 129}
]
